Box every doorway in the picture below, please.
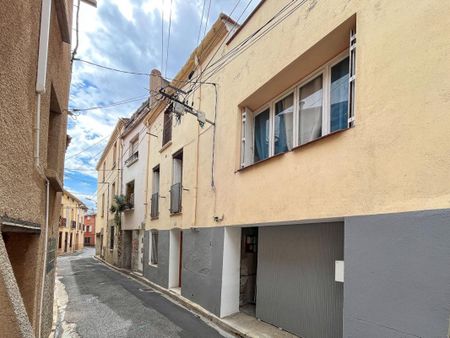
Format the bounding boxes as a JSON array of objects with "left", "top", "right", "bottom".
[
  {"left": 240, "top": 227, "right": 258, "bottom": 316},
  {"left": 137, "top": 230, "right": 144, "bottom": 272},
  {"left": 168, "top": 229, "right": 182, "bottom": 290},
  {"left": 64, "top": 232, "right": 68, "bottom": 252}
]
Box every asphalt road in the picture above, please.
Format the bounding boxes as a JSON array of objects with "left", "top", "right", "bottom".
[{"left": 55, "top": 247, "right": 227, "bottom": 338}]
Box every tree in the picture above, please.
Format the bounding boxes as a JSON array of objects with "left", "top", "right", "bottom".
[{"left": 109, "top": 195, "right": 127, "bottom": 228}]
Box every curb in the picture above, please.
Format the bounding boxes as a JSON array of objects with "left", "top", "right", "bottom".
[{"left": 93, "top": 256, "right": 246, "bottom": 338}]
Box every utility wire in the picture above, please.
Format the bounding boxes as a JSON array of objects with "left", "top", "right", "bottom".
[
  {"left": 197, "top": 0, "right": 207, "bottom": 46},
  {"left": 164, "top": 0, "right": 174, "bottom": 78},
  {"left": 65, "top": 135, "right": 110, "bottom": 160},
  {"left": 188, "top": 0, "right": 308, "bottom": 95},
  {"left": 70, "top": 95, "right": 148, "bottom": 112},
  {"left": 186, "top": 0, "right": 250, "bottom": 95},
  {"left": 161, "top": 0, "right": 165, "bottom": 73},
  {"left": 202, "top": 0, "right": 212, "bottom": 40}
]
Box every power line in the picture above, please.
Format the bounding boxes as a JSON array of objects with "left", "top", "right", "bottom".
[
  {"left": 71, "top": 0, "right": 81, "bottom": 63},
  {"left": 189, "top": 0, "right": 309, "bottom": 95},
  {"left": 202, "top": 0, "right": 212, "bottom": 40},
  {"left": 164, "top": 0, "right": 174, "bottom": 78},
  {"left": 161, "top": 0, "right": 165, "bottom": 73},
  {"left": 186, "top": 0, "right": 250, "bottom": 95},
  {"left": 197, "top": 0, "right": 207, "bottom": 46},
  {"left": 73, "top": 58, "right": 149, "bottom": 76},
  {"left": 73, "top": 57, "right": 217, "bottom": 85},
  {"left": 65, "top": 135, "right": 110, "bottom": 160},
  {"left": 70, "top": 95, "right": 148, "bottom": 112}
]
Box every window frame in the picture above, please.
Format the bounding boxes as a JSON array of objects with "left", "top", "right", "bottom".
[{"left": 242, "top": 49, "right": 351, "bottom": 167}]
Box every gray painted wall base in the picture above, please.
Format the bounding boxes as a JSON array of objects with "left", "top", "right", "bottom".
[
  {"left": 143, "top": 230, "right": 169, "bottom": 288},
  {"left": 181, "top": 227, "right": 224, "bottom": 316},
  {"left": 344, "top": 209, "right": 450, "bottom": 338}
]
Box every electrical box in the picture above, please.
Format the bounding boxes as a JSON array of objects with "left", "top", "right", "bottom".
[{"left": 335, "top": 260, "right": 344, "bottom": 282}]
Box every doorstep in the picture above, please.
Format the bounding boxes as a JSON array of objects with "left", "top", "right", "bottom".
[{"left": 95, "top": 256, "right": 298, "bottom": 338}]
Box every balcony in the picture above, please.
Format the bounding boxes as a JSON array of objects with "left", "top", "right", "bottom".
[
  {"left": 151, "top": 193, "right": 159, "bottom": 219},
  {"left": 59, "top": 217, "right": 67, "bottom": 227},
  {"left": 71, "top": 220, "right": 76, "bottom": 229},
  {"left": 125, "top": 151, "right": 139, "bottom": 167},
  {"left": 170, "top": 183, "right": 182, "bottom": 214}
]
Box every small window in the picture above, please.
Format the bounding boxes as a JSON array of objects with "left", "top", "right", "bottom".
[
  {"left": 151, "top": 166, "right": 160, "bottom": 219},
  {"left": 299, "top": 75, "right": 323, "bottom": 145},
  {"left": 162, "top": 105, "right": 173, "bottom": 146},
  {"left": 101, "top": 193, "right": 105, "bottom": 217},
  {"left": 170, "top": 150, "right": 183, "bottom": 214},
  {"left": 130, "top": 137, "right": 138, "bottom": 155},
  {"left": 112, "top": 142, "right": 117, "bottom": 168},
  {"left": 110, "top": 225, "right": 115, "bottom": 249},
  {"left": 149, "top": 230, "right": 159, "bottom": 265},
  {"left": 125, "top": 181, "right": 135, "bottom": 209}
]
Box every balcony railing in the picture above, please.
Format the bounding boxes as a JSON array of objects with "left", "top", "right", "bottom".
[
  {"left": 125, "top": 151, "right": 139, "bottom": 167},
  {"left": 151, "top": 192, "right": 159, "bottom": 219},
  {"left": 71, "top": 220, "right": 76, "bottom": 229},
  {"left": 59, "top": 217, "right": 67, "bottom": 227},
  {"left": 170, "top": 183, "right": 182, "bottom": 214}
]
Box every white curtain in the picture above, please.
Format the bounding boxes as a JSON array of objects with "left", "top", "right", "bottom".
[{"left": 299, "top": 75, "right": 323, "bottom": 145}]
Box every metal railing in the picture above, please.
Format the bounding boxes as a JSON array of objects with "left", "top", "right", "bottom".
[
  {"left": 59, "top": 217, "right": 67, "bottom": 227},
  {"left": 170, "top": 183, "right": 182, "bottom": 214},
  {"left": 151, "top": 192, "right": 159, "bottom": 219},
  {"left": 125, "top": 151, "right": 139, "bottom": 167}
]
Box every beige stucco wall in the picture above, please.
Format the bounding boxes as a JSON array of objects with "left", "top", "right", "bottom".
[
  {"left": 0, "top": 0, "right": 73, "bottom": 336},
  {"left": 146, "top": 0, "right": 450, "bottom": 231},
  {"left": 58, "top": 192, "right": 86, "bottom": 255},
  {"left": 96, "top": 121, "right": 125, "bottom": 264}
]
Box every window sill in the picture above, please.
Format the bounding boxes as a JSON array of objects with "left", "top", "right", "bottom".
[
  {"left": 292, "top": 127, "right": 348, "bottom": 151},
  {"left": 170, "top": 211, "right": 182, "bottom": 216},
  {"left": 236, "top": 151, "right": 287, "bottom": 173},
  {"left": 150, "top": 216, "right": 159, "bottom": 220},
  {"left": 159, "top": 141, "right": 172, "bottom": 153},
  {"left": 148, "top": 263, "right": 158, "bottom": 268},
  {"left": 237, "top": 127, "right": 350, "bottom": 173}
]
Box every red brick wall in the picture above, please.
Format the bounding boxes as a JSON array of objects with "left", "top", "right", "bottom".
[{"left": 84, "top": 215, "right": 96, "bottom": 246}]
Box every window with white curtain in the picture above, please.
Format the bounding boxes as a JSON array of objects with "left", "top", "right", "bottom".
[{"left": 240, "top": 37, "right": 356, "bottom": 168}]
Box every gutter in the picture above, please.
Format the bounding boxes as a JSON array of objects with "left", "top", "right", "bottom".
[{"left": 34, "top": 1, "right": 52, "bottom": 337}]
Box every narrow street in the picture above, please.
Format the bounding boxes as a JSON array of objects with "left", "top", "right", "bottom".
[{"left": 54, "top": 247, "right": 228, "bottom": 338}]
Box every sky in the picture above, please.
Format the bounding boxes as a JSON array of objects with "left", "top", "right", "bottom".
[{"left": 64, "top": 0, "right": 261, "bottom": 212}]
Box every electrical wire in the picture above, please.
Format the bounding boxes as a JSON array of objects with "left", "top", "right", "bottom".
[
  {"left": 161, "top": 0, "right": 165, "bottom": 73},
  {"left": 164, "top": 0, "right": 174, "bottom": 78},
  {"left": 197, "top": 0, "right": 207, "bottom": 46},
  {"left": 65, "top": 135, "right": 110, "bottom": 160},
  {"left": 202, "top": 0, "right": 212, "bottom": 40},
  {"left": 70, "top": 95, "right": 148, "bottom": 112},
  {"left": 188, "top": 0, "right": 309, "bottom": 95}
]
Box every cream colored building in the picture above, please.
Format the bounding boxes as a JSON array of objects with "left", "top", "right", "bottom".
[
  {"left": 95, "top": 118, "right": 128, "bottom": 266},
  {"left": 139, "top": 1, "right": 450, "bottom": 338},
  {"left": 57, "top": 190, "right": 87, "bottom": 255}
]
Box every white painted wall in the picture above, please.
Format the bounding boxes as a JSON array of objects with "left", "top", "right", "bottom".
[
  {"left": 220, "top": 227, "right": 241, "bottom": 317},
  {"left": 168, "top": 229, "right": 181, "bottom": 288},
  {"left": 122, "top": 117, "right": 149, "bottom": 231}
]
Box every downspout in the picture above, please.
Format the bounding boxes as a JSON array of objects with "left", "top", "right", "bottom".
[
  {"left": 35, "top": 1, "right": 52, "bottom": 337},
  {"left": 38, "top": 178, "right": 50, "bottom": 338}
]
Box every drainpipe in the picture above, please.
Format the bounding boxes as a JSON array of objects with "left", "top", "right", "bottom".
[
  {"left": 34, "top": 0, "right": 51, "bottom": 167},
  {"left": 35, "top": 1, "right": 52, "bottom": 337},
  {"left": 38, "top": 178, "right": 50, "bottom": 338}
]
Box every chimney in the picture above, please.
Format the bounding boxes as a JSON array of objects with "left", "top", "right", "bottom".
[{"left": 150, "top": 69, "right": 163, "bottom": 108}]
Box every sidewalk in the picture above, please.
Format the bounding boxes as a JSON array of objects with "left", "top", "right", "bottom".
[{"left": 94, "top": 256, "right": 298, "bottom": 338}]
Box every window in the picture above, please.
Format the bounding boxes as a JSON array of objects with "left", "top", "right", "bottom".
[
  {"left": 111, "top": 182, "right": 116, "bottom": 206},
  {"left": 102, "top": 162, "right": 106, "bottom": 181},
  {"left": 162, "top": 105, "right": 173, "bottom": 146},
  {"left": 149, "top": 230, "right": 159, "bottom": 265},
  {"left": 151, "top": 166, "right": 160, "bottom": 219},
  {"left": 170, "top": 150, "right": 183, "bottom": 214},
  {"left": 112, "top": 142, "right": 117, "bottom": 168},
  {"left": 110, "top": 225, "right": 115, "bottom": 249},
  {"left": 125, "top": 137, "right": 139, "bottom": 166},
  {"left": 101, "top": 193, "right": 105, "bottom": 217},
  {"left": 241, "top": 32, "right": 356, "bottom": 167},
  {"left": 125, "top": 181, "right": 135, "bottom": 209}
]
